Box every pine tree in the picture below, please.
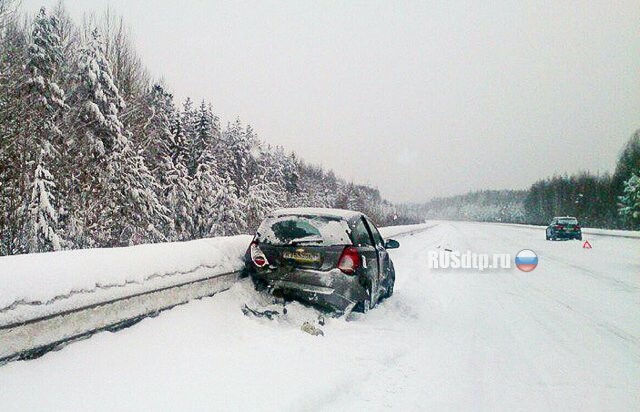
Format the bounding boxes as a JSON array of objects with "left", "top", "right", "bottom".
[
  {"left": 28, "top": 159, "right": 61, "bottom": 251},
  {"left": 181, "top": 98, "right": 198, "bottom": 176},
  {"left": 23, "top": 7, "right": 66, "bottom": 252},
  {"left": 141, "top": 85, "right": 193, "bottom": 241},
  {"left": 106, "top": 142, "right": 169, "bottom": 246},
  {"left": 190, "top": 162, "right": 225, "bottom": 237},
  {"left": 619, "top": 172, "right": 640, "bottom": 228},
  {"left": 73, "top": 28, "right": 126, "bottom": 156},
  {"left": 224, "top": 118, "right": 251, "bottom": 196},
  {"left": 246, "top": 179, "right": 283, "bottom": 231},
  {"left": 163, "top": 156, "right": 193, "bottom": 241},
  {"left": 210, "top": 174, "right": 246, "bottom": 236},
  {"left": 69, "top": 28, "right": 166, "bottom": 247}
]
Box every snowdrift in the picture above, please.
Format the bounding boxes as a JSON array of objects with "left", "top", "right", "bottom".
[{"left": 0, "top": 235, "right": 252, "bottom": 325}]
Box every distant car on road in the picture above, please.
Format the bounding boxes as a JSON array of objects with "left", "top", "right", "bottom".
[
  {"left": 546, "top": 216, "right": 582, "bottom": 241},
  {"left": 244, "top": 208, "right": 399, "bottom": 314}
]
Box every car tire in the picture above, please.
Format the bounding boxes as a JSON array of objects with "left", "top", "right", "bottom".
[
  {"left": 355, "top": 297, "right": 371, "bottom": 313},
  {"left": 250, "top": 274, "right": 269, "bottom": 292},
  {"left": 355, "top": 286, "right": 372, "bottom": 313},
  {"left": 383, "top": 262, "right": 395, "bottom": 299},
  {"left": 385, "top": 275, "right": 395, "bottom": 298},
  {"left": 577, "top": 235, "right": 582, "bottom": 241}
]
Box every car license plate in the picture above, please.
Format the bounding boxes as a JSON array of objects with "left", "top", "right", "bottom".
[{"left": 283, "top": 250, "right": 320, "bottom": 263}]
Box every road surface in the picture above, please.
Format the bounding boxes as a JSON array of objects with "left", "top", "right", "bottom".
[{"left": 1, "top": 221, "right": 638, "bottom": 411}]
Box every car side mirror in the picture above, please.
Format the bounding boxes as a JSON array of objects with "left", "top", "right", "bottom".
[{"left": 384, "top": 239, "right": 400, "bottom": 249}]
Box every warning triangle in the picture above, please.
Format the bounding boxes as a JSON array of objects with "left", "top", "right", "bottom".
[{"left": 582, "top": 240, "right": 592, "bottom": 249}]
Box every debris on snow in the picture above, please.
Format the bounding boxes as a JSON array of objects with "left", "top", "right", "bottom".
[{"left": 300, "top": 321, "right": 324, "bottom": 336}]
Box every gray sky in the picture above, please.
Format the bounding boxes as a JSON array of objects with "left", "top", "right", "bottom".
[{"left": 23, "top": 0, "right": 640, "bottom": 202}]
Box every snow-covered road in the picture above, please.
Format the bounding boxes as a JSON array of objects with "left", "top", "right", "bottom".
[{"left": 1, "top": 221, "right": 638, "bottom": 411}]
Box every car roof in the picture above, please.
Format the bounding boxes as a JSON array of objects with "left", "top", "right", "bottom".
[
  {"left": 269, "top": 207, "right": 362, "bottom": 220},
  {"left": 554, "top": 216, "right": 577, "bottom": 219}
]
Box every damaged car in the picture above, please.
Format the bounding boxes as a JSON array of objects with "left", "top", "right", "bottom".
[{"left": 244, "top": 208, "right": 399, "bottom": 314}]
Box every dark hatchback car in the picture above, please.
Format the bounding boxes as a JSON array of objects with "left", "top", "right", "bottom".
[
  {"left": 546, "top": 216, "right": 582, "bottom": 240},
  {"left": 244, "top": 208, "right": 399, "bottom": 313}
]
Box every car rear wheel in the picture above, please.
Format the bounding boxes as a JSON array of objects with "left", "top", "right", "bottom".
[
  {"left": 382, "top": 263, "right": 395, "bottom": 299},
  {"left": 384, "top": 276, "right": 394, "bottom": 298},
  {"left": 355, "top": 286, "right": 372, "bottom": 313}
]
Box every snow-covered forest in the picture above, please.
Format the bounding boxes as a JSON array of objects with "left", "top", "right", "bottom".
[
  {"left": 408, "top": 190, "right": 528, "bottom": 224},
  {"left": 0, "top": 3, "right": 405, "bottom": 256},
  {"left": 523, "top": 131, "right": 640, "bottom": 229},
  {"left": 404, "top": 131, "right": 640, "bottom": 230}
]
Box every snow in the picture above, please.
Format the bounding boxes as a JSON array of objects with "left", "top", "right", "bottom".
[
  {"left": 257, "top": 215, "right": 352, "bottom": 246},
  {"left": 271, "top": 207, "right": 362, "bottom": 220},
  {"left": 1, "top": 221, "right": 638, "bottom": 410},
  {"left": 378, "top": 222, "right": 435, "bottom": 238},
  {"left": 0, "top": 235, "right": 251, "bottom": 325}
]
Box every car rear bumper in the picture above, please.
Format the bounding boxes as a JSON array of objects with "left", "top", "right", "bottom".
[
  {"left": 251, "top": 267, "right": 368, "bottom": 312},
  {"left": 554, "top": 232, "right": 581, "bottom": 239}
]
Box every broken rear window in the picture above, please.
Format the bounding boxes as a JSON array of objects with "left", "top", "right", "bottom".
[{"left": 256, "top": 215, "right": 352, "bottom": 246}]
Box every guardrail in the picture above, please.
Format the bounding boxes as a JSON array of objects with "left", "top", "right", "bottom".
[{"left": 0, "top": 270, "right": 242, "bottom": 366}]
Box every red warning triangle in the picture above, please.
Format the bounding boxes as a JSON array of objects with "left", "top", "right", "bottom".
[{"left": 582, "top": 240, "right": 592, "bottom": 249}]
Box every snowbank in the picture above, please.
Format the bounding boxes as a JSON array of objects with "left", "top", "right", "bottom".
[
  {"left": 379, "top": 222, "right": 435, "bottom": 239},
  {"left": 0, "top": 235, "right": 252, "bottom": 319}
]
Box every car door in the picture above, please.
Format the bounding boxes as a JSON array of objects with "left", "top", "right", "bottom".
[
  {"left": 363, "top": 217, "right": 387, "bottom": 299},
  {"left": 351, "top": 217, "right": 380, "bottom": 305}
]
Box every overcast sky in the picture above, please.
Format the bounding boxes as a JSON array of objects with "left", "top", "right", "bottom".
[{"left": 23, "top": 0, "right": 640, "bottom": 202}]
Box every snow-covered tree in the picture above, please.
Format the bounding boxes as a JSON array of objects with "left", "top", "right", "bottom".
[
  {"left": 210, "top": 174, "right": 246, "bottom": 236},
  {"left": 245, "top": 178, "right": 284, "bottom": 231},
  {"left": 69, "top": 28, "right": 166, "bottom": 247},
  {"left": 223, "top": 118, "right": 252, "bottom": 196},
  {"left": 73, "top": 28, "right": 126, "bottom": 156},
  {"left": 192, "top": 101, "right": 219, "bottom": 166},
  {"left": 136, "top": 85, "right": 193, "bottom": 241},
  {"left": 105, "top": 142, "right": 169, "bottom": 246},
  {"left": 23, "top": 7, "right": 66, "bottom": 252},
  {"left": 28, "top": 159, "right": 61, "bottom": 251},
  {"left": 619, "top": 172, "right": 640, "bottom": 227},
  {"left": 162, "top": 157, "right": 193, "bottom": 241},
  {"left": 25, "top": 8, "right": 65, "bottom": 112}
]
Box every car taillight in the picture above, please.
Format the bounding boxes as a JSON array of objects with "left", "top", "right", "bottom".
[
  {"left": 250, "top": 241, "right": 268, "bottom": 268},
  {"left": 575, "top": 225, "right": 581, "bottom": 230},
  {"left": 337, "top": 246, "right": 361, "bottom": 275},
  {"left": 554, "top": 225, "right": 564, "bottom": 230}
]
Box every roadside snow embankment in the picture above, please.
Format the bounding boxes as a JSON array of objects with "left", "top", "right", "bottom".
[
  {"left": 0, "top": 235, "right": 251, "bottom": 325},
  {"left": 379, "top": 223, "right": 435, "bottom": 239}
]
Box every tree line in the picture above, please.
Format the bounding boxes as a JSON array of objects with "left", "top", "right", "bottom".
[
  {"left": 406, "top": 131, "right": 640, "bottom": 230},
  {"left": 0, "top": 3, "right": 406, "bottom": 256},
  {"left": 407, "top": 190, "right": 528, "bottom": 224},
  {"left": 525, "top": 131, "right": 640, "bottom": 229}
]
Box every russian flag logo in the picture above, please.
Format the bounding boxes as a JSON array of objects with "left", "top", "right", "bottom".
[{"left": 515, "top": 249, "right": 538, "bottom": 272}]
